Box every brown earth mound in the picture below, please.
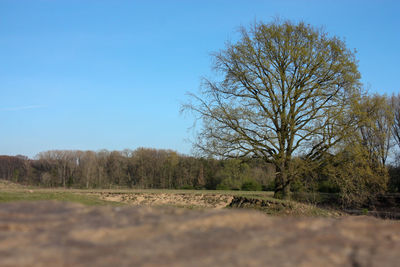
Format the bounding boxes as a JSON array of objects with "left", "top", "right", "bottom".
[
  {"left": 0, "top": 201, "right": 399, "bottom": 267},
  {"left": 96, "top": 192, "right": 234, "bottom": 209}
]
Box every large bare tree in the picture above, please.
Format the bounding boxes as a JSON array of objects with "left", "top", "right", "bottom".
[{"left": 184, "top": 20, "right": 361, "bottom": 198}]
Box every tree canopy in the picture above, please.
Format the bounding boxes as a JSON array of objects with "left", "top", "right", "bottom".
[{"left": 184, "top": 20, "right": 362, "bottom": 198}]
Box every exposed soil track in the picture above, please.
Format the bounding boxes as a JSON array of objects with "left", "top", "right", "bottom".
[
  {"left": 95, "top": 193, "right": 341, "bottom": 216},
  {"left": 96, "top": 192, "right": 234, "bottom": 209}
]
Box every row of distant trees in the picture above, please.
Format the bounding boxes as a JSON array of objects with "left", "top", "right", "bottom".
[
  {"left": 0, "top": 135, "right": 399, "bottom": 207},
  {"left": 0, "top": 148, "right": 275, "bottom": 191}
]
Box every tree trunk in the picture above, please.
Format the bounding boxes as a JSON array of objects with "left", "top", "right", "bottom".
[
  {"left": 273, "top": 162, "right": 291, "bottom": 200},
  {"left": 282, "top": 182, "right": 291, "bottom": 200}
]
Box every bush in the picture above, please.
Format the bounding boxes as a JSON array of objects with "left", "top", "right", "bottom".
[
  {"left": 290, "top": 179, "right": 305, "bottom": 193},
  {"left": 180, "top": 185, "right": 194, "bottom": 190},
  {"left": 388, "top": 166, "right": 400, "bottom": 193},
  {"left": 262, "top": 180, "right": 275, "bottom": 191},
  {"left": 318, "top": 180, "right": 340, "bottom": 193},
  {"left": 216, "top": 183, "right": 231, "bottom": 190},
  {"left": 241, "top": 179, "right": 262, "bottom": 191},
  {"left": 319, "top": 144, "right": 388, "bottom": 207}
]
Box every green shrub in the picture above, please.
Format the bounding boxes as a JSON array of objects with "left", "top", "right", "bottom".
[
  {"left": 216, "top": 183, "right": 231, "bottom": 190},
  {"left": 290, "top": 179, "right": 305, "bottom": 193},
  {"left": 318, "top": 180, "right": 340, "bottom": 193},
  {"left": 180, "top": 185, "right": 194, "bottom": 190},
  {"left": 241, "top": 179, "right": 262, "bottom": 191},
  {"left": 319, "top": 144, "right": 388, "bottom": 207},
  {"left": 262, "top": 180, "right": 275, "bottom": 191}
]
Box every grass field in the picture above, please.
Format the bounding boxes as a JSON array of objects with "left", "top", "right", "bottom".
[
  {"left": 0, "top": 191, "right": 123, "bottom": 206},
  {"left": 0, "top": 179, "right": 341, "bottom": 217}
]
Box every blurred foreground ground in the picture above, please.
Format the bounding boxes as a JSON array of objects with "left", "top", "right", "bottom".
[{"left": 0, "top": 201, "right": 399, "bottom": 267}]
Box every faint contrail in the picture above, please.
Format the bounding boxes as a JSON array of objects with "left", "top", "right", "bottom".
[{"left": 1, "top": 105, "right": 47, "bottom": 111}]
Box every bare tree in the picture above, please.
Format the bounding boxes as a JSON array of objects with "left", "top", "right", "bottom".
[
  {"left": 80, "top": 151, "right": 97, "bottom": 188},
  {"left": 184, "top": 20, "right": 361, "bottom": 198}
]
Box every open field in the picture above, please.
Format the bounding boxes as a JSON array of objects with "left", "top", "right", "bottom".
[
  {"left": 3, "top": 179, "right": 399, "bottom": 218},
  {"left": 0, "top": 191, "right": 123, "bottom": 206},
  {"left": 0, "top": 180, "right": 338, "bottom": 217}
]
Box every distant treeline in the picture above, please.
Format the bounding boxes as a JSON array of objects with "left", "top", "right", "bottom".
[
  {"left": 0, "top": 148, "right": 275, "bottom": 190},
  {"left": 1, "top": 148, "right": 400, "bottom": 207}
]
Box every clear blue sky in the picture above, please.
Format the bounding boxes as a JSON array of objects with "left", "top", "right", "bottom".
[{"left": 1, "top": 0, "right": 399, "bottom": 158}]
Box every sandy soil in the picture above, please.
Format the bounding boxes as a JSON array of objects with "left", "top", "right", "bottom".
[{"left": 96, "top": 192, "right": 234, "bottom": 209}]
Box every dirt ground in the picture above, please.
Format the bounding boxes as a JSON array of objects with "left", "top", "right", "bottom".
[
  {"left": 96, "top": 192, "right": 234, "bottom": 209},
  {"left": 0, "top": 201, "right": 399, "bottom": 267}
]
